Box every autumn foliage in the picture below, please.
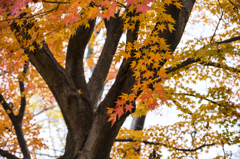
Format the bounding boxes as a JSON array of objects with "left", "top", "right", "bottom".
[{"left": 0, "top": 0, "right": 240, "bottom": 158}]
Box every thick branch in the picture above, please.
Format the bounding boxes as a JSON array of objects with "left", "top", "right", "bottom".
[
  {"left": 66, "top": 19, "right": 96, "bottom": 103},
  {"left": 87, "top": 14, "right": 123, "bottom": 110},
  {"left": 0, "top": 149, "right": 20, "bottom": 159},
  {"left": 14, "top": 124, "right": 31, "bottom": 159},
  {"left": 154, "top": 0, "right": 196, "bottom": 52},
  {"left": 10, "top": 14, "right": 93, "bottom": 158},
  {"left": 79, "top": 13, "right": 140, "bottom": 159},
  {"left": 115, "top": 139, "right": 215, "bottom": 152}
]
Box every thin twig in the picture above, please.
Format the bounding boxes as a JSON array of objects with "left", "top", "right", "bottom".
[
  {"left": 115, "top": 138, "right": 215, "bottom": 152},
  {"left": 210, "top": 8, "right": 223, "bottom": 42}
]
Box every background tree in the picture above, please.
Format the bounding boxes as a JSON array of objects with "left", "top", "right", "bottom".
[{"left": 0, "top": 0, "right": 240, "bottom": 159}]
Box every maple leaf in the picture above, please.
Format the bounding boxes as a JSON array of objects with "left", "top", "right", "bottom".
[
  {"left": 168, "top": 23, "right": 175, "bottom": 33},
  {"left": 78, "top": 89, "right": 82, "bottom": 95},
  {"left": 126, "top": 0, "right": 136, "bottom": 6},
  {"left": 108, "top": 113, "right": 116, "bottom": 126},
  {"left": 125, "top": 103, "right": 134, "bottom": 113},
  {"left": 29, "top": 46, "right": 35, "bottom": 52},
  {"left": 157, "top": 24, "right": 166, "bottom": 33},
  {"left": 69, "top": 13, "right": 80, "bottom": 26},
  {"left": 147, "top": 99, "right": 158, "bottom": 109},
  {"left": 135, "top": 3, "right": 152, "bottom": 15},
  {"left": 107, "top": 107, "right": 114, "bottom": 114},
  {"left": 143, "top": 70, "right": 154, "bottom": 78},
  {"left": 115, "top": 106, "right": 124, "bottom": 119}
]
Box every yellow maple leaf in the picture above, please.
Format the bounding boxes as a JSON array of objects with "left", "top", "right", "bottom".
[
  {"left": 168, "top": 23, "right": 175, "bottom": 33},
  {"left": 78, "top": 89, "right": 82, "bottom": 95},
  {"left": 6, "top": 109, "right": 11, "bottom": 114},
  {"left": 29, "top": 45, "right": 35, "bottom": 52}
]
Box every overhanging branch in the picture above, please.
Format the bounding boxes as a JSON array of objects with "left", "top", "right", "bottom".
[
  {"left": 165, "top": 36, "right": 240, "bottom": 74},
  {"left": 115, "top": 138, "right": 215, "bottom": 152}
]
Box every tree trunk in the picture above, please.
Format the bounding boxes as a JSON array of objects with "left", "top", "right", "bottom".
[{"left": 8, "top": 0, "right": 196, "bottom": 158}]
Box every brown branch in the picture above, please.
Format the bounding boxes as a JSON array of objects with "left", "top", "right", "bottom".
[
  {"left": 165, "top": 35, "right": 240, "bottom": 75},
  {"left": 165, "top": 58, "right": 198, "bottom": 74},
  {"left": 171, "top": 99, "right": 193, "bottom": 115},
  {"left": 18, "top": 60, "right": 29, "bottom": 122},
  {"left": 202, "top": 61, "right": 240, "bottom": 73},
  {"left": 228, "top": 0, "right": 239, "bottom": 10},
  {"left": 216, "top": 36, "right": 240, "bottom": 44},
  {"left": 153, "top": 0, "right": 195, "bottom": 52},
  {"left": 79, "top": 11, "right": 140, "bottom": 159},
  {"left": 210, "top": 5, "right": 223, "bottom": 43},
  {"left": 14, "top": 124, "right": 31, "bottom": 159},
  {"left": 66, "top": 18, "right": 96, "bottom": 106},
  {"left": 115, "top": 138, "right": 215, "bottom": 152},
  {"left": 0, "top": 95, "right": 31, "bottom": 158},
  {"left": 172, "top": 92, "right": 217, "bottom": 104},
  {"left": 0, "top": 149, "right": 20, "bottom": 159},
  {"left": 87, "top": 13, "right": 123, "bottom": 110},
  {"left": 0, "top": 94, "right": 16, "bottom": 121}
]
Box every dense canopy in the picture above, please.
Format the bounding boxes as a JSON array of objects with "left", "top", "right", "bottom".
[{"left": 0, "top": 0, "right": 240, "bottom": 158}]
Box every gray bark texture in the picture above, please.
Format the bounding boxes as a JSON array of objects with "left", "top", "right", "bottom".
[{"left": 2, "top": 1, "right": 196, "bottom": 159}]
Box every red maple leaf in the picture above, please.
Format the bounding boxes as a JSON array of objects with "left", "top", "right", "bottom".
[
  {"left": 108, "top": 113, "right": 116, "bottom": 126},
  {"left": 126, "top": 0, "right": 136, "bottom": 6},
  {"left": 125, "top": 103, "right": 134, "bottom": 113},
  {"left": 147, "top": 99, "right": 158, "bottom": 109},
  {"left": 115, "top": 106, "right": 124, "bottom": 119},
  {"left": 135, "top": 3, "right": 152, "bottom": 15}
]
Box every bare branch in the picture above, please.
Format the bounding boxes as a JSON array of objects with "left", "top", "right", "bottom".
[{"left": 0, "top": 149, "right": 20, "bottom": 159}]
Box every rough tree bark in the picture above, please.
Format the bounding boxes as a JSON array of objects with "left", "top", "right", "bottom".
[{"left": 4, "top": 0, "right": 196, "bottom": 159}]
